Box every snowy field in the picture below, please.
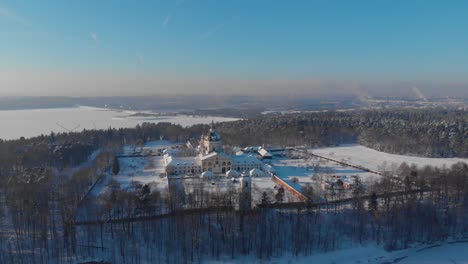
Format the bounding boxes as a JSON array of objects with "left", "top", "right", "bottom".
[
  {"left": 114, "top": 156, "right": 168, "bottom": 192},
  {"left": 121, "top": 140, "right": 182, "bottom": 155},
  {"left": 273, "top": 157, "right": 378, "bottom": 182},
  {"left": 208, "top": 241, "right": 468, "bottom": 264},
  {"left": 107, "top": 140, "right": 185, "bottom": 193},
  {"left": 310, "top": 144, "right": 468, "bottom": 171},
  {"left": 252, "top": 176, "right": 300, "bottom": 203},
  {"left": 271, "top": 156, "right": 382, "bottom": 198},
  {"left": 173, "top": 175, "right": 300, "bottom": 206},
  {"left": 273, "top": 242, "right": 468, "bottom": 264}
]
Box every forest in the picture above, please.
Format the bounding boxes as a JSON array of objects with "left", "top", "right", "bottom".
[
  {"left": 216, "top": 109, "right": 467, "bottom": 158},
  {"left": 0, "top": 160, "right": 466, "bottom": 263}
]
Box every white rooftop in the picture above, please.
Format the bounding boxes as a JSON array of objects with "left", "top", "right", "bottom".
[
  {"left": 226, "top": 169, "right": 240, "bottom": 177},
  {"left": 249, "top": 168, "right": 265, "bottom": 177},
  {"left": 258, "top": 148, "right": 272, "bottom": 157},
  {"left": 232, "top": 154, "right": 262, "bottom": 165},
  {"left": 165, "top": 156, "right": 201, "bottom": 167},
  {"left": 200, "top": 151, "right": 230, "bottom": 160},
  {"left": 201, "top": 170, "right": 214, "bottom": 178},
  {"left": 243, "top": 146, "right": 262, "bottom": 152}
]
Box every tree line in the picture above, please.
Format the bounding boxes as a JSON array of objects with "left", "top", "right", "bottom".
[{"left": 215, "top": 108, "right": 467, "bottom": 158}]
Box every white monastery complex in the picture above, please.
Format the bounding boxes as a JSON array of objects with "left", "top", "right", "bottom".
[{"left": 164, "top": 124, "right": 266, "bottom": 177}]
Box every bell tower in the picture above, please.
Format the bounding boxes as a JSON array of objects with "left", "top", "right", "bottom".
[
  {"left": 202, "top": 122, "right": 223, "bottom": 154},
  {"left": 239, "top": 172, "right": 252, "bottom": 210}
]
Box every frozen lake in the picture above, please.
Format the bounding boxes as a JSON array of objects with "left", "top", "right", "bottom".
[{"left": 0, "top": 106, "right": 239, "bottom": 140}]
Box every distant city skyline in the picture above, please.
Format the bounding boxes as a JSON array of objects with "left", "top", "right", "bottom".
[{"left": 1, "top": 0, "right": 468, "bottom": 96}]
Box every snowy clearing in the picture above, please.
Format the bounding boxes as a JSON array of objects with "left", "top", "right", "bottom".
[
  {"left": 310, "top": 144, "right": 468, "bottom": 171},
  {"left": 273, "top": 157, "right": 378, "bottom": 181},
  {"left": 114, "top": 156, "right": 168, "bottom": 192},
  {"left": 271, "top": 155, "right": 382, "bottom": 198},
  {"left": 207, "top": 241, "right": 468, "bottom": 264},
  {"left": 121, "top": 140, "right": 183, "bottom": 155}
]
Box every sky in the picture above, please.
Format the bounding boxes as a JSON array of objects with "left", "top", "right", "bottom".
[{"left": 1, "top": 0, "right": 468, "bottom": 97}]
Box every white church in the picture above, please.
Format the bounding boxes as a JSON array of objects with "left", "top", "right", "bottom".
[{"left": 164, "top": 124, "right": 265, "bottom": 177}]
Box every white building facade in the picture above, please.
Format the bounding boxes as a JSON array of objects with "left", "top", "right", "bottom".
[{"left": 164, "top": 125, "right": 264, "bottom": 176}]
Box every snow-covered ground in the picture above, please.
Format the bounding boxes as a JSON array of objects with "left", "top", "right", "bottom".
[
  {"left": 273, "top": 157, "right": 377, "bottom": 181},
  {"left": 271, "top": 145, "right": 468, "bottom": 199},
  {"left": 142, "top": 140, "right": 179, "bottom": 149},
  {"left": 111, "top": 140, "right": 299, "bottom": 204},
  {"left": 121, "top": 140, "right": 183, "bottom": 155},
  {"left": 208, "top": 241, "right": 468, "bottom": 264},
  {"left": 271, "top": 155, "right": 382, "bottom": 198},
  {"left": 107, "top": 140, "right": 184, "bottom": 193},
  {"left": 171, "top": 174, "right": 300, "bottom": 206},
  {"left": 251, "top": 176, "right": 300, "bottom": 203},
  {"left": 310, "top": 144, "right": 468, "bottom": 171},
  {"left": 114, "top": 156, "right": 168, "bottom": 192},
  {"left": 181, "top": 176, "right": 238, "bottom": 194},
  {"left": 85, "top": 142, "right": 174, "bottom": 198},
  {"left": 53, "top": 148, "right": 104, "bottom": 179}
]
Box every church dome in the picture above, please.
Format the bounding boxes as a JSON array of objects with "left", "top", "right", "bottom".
[{"left": 205, "top": 129, "right": 221, "bottom": 142}]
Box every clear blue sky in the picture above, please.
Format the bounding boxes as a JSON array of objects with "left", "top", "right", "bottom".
[{"left": 1, "top": 0, "right": 467, "bottom": 96}]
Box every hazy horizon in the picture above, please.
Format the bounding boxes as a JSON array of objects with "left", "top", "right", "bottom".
[
  {"left": 1, "top": 0, "right": 468, "bottom": 97},
  {"left": 1, "top": 74, "right": 467, "bottom": 98}
]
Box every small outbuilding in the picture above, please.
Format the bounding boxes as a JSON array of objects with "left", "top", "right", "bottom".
[
  {"left": 258, "top": 148, "right": 273, "bottom": 159},
  {"left": 226, "top": 169, "right": 240, "bottom": 178}
]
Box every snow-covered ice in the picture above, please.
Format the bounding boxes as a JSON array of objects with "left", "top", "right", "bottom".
[{"left": 0, "top": 106, "right": 240, "bottom": 140}]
